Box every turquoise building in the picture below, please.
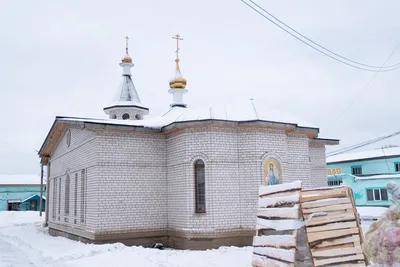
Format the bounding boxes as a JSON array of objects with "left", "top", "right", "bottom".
[
  {"left": 327, "top": 146, "right": 400, "bottom": 207},
  {"left": 0, "top": 175, "right": 46, "bottom": 211}
]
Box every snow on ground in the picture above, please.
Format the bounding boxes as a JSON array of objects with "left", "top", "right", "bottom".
[
  {"left": 0, "top": 212, "right": 252, "bottom": 267},
  {"left": 0, "top": 207, "right": 387, "bottom": 267},
  {"left": 356, "top": 206, "right": 388, "bottom": 220}
]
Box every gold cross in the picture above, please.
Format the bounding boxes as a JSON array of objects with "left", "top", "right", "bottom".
[
  {"left": 125, "top": 36, "right": 129, "bottom": 55},
  {"left": 172, "top": 34, "right": 183, "bottom": 59}
]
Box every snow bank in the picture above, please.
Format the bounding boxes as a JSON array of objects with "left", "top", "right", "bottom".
[{"left": 0, "top": 211, "right": 43, "bottom": 227}]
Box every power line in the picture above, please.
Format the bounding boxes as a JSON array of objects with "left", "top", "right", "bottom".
[
  {"left": 327, "top": 130, "right": 400, "bottom": 157},
  {"left": 240, "top": 0, "right": 400, "bottom": 72},
  {"left": 248, "top": 0, "right": 400, "bottom": 70},
  {"left": 333, "top": 42, "right": 400, "bottom": 122}
]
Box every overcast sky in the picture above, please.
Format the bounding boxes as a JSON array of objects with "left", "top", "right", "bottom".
[{"left": 1, "top": 1, "right": 400, "bottom": 175}]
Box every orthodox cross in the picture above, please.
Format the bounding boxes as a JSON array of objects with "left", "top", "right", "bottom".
[
  {"left": 172, "top": 34, "right": 183, "bottom": 59},
  {"left": 125, "top": 36, "right": 129, "bottom": 55}
]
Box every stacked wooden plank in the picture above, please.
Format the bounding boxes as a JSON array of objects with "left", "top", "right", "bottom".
[
  {"left": 301, "top": 186, "right": 368, "bottom": 267},
  {"left": 252, "top": 181, "right": 303, "bottom": 267}
]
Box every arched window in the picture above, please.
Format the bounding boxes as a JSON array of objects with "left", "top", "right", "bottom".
[{"left": 194, "top": 159, "right": 206, "bottom": 213}]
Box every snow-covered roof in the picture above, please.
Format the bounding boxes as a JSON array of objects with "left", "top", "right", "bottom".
[
  {"left": 329, "top": 173, "right": 400, "bottom": 181},
  {"left": 354, "top": 173, "right": 400, "bottom": 181},
  {"left": 21, "top": 194, "right": 46, "bottom": 202},
  {"left": 104, "top": 75, "right": 147, "bottom": 110},
  {"left": 0, "top": 175, "right": 43, "bottom": 185},
  {"left": 64, "top": 99, "right": 318, "bottom": 130},
  {"left": 327, "top": 146, "right": 400, "bottom": 163}
]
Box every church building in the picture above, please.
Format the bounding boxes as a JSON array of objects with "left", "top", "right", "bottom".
[{"left": 38, "top": 35, "right": 339, "bottom": 249}]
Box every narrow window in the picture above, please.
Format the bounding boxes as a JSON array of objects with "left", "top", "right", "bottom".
[
  {"left": 374, "top": 189, "right": 381, "bottom": 201},
  {"left": 74, "top": 173, "right": 78, "bottom": 217},
  {"left": 381, "top": 189, "right": 388, "bottom": 201},
  {"left": 81, "top": 169, "right": 86, "bottom": 223},
  {"left": 65, "top": 174, "right": 70, "bottom": 215},
  {"left": 58, "top": 177, "right": 61, "bottom": 217},
  {"left": 395, "top": 162, "right": 400, "bottom": 172},
  {"left": 52, "top": 178, "right": 57, "bottom": 219},
  {"left": 351, "top": 166, "right": 362, "bottom": 176},
  {"left": 194, "top": 159, "right": 206, "bottom": 213}
]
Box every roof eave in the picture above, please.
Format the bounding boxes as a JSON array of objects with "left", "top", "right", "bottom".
[
  {"left": 103, "top": 104, "right": 149, "bottom": 111},
  {"left": 161, "top": 119, "right": 319, "bottom": 137},
  {"left": 327, "top": 154, "right": 400, "bottom": 164},
  {"left": 310, "top": 138, "right": 340, "bottom": 146}
]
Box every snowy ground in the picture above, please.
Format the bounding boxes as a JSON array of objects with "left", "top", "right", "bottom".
[
  {"left": 0, "top": 212, "right": 252, "bottom": 267},
  {"left": 0, "top": 207, "right": 386, "bottom": 267}
]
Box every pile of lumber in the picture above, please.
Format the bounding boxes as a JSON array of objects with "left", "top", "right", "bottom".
[
  {"left": 252, "top": 181, "right": 303, "bottom": 267},
  {"left": 301, "top": 186, "right": 368, "bottom": 267}
]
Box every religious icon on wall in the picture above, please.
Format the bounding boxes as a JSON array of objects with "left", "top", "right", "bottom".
[{"left": 264, "top": 159, "right": 282, "bottom": 186}]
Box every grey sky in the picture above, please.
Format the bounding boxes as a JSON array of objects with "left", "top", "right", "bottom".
[{"left": 1, "top": 1, "right": 400, "bottom": 174}]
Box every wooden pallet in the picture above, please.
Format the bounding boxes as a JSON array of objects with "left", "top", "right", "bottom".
[
  {"left": 300, "top": 186, "right": 368, "bottom": 267},
  {"left": 252, "top": 181, "right": 303, "bottom": 267}
]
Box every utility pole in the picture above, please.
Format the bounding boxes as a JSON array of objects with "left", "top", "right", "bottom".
[{"left": 39, "top": 162, "right": 43, "bottom": 217}]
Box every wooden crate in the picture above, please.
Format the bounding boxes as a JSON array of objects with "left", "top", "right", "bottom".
[
  {"left": 252, "top": 181, "right": 303, "bottom": 267},
  {"left": 300, "top": 186, "right": 368, "bottom": 267}
]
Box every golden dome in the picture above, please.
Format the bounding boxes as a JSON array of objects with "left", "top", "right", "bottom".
[
  {"left": 122, "top": 56, "right": 132, "bottom": 63},
  {"left": 169, "top": 59, "right": 187, "bottom": 89},
  {"left": 169, "top": 77, "right": 187, "bottom": 89}
]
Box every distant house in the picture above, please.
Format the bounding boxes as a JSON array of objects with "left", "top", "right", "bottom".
[
  {"left": 327, "top": 147, "right": 400, "bottom": 206},
  {"left": 0, "top": 175, "right": 46, "bottom": 211}
]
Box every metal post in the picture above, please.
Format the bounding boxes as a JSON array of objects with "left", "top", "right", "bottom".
[
  {"left": 39, "top": 163, "right": 43, "bottom": 217},
  {"left": 45, "top": 163, "right": 50, "bottom": 226}
]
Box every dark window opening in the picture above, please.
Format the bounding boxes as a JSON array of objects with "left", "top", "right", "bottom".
[
  {"left": 395, "top": 162, "right": 400, "bottom": 172},
  {"left": 194, "top": 159, "right": 206, "bottom": 213},
  {"left": 65, "top": 174, "right": 70, "bottom": 215},
  {"left": 381, "top": 189, "right": 388, "bottom": 201},
  {"left": 374, "top": 189, "right": 381, "bottom": 201},
  {"left": 74, "top": 173, "right": 78, "bottom": 217},
  {"left": 351, "top": 166, "right": 362, "bottom": 176},
  {"left": 328, "top": 180, "right": 342, "bottom": 186},
  {"left": 367, "top": 189, "right": 374, "bottom": 201},
  {"left": 122, "top": 113, "right": 130, "bottom": 120}
]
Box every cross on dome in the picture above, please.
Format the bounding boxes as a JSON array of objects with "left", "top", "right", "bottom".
[
  {"left": 122, "top": 36, "right": 132, "bottom": 63},
  {"left": 125, "top": 36, "right": 130, "bottom": 56},
  {"left": 172, "top": 34, "right": 183, "bottom": 60}
]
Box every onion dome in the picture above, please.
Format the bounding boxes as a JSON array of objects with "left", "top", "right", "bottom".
[
  {"left": 169, "top": 58, "right": 187, "bottom": 89},
  {"left": 122, "top": 55, "right": 132, "bottom": 63}
]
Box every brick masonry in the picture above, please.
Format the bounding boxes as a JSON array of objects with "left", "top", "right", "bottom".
[{"left": 47, "top": 124, "right": 329, "bottom": 248}]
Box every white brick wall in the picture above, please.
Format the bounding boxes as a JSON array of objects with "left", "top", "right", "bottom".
[
  {"left": 94, "top": 131, "right": 167, "bottom": 232},
  {"left": 48, "top": 127, "right": 97, "bottom": 232},
  {"left": 309, "top": 142, "right": 328, "bottom": 188},
  {"left": 166, "top": 127, "right": 316, "bottom": 233},
  {"left": 47, "top": 123, "right": 329, "bottom": 239}
]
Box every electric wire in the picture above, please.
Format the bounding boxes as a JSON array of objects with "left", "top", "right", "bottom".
[
  {"left": 327, "top": 131, "right": 400, "bottom": 157},
  {"left": 248, "top": 0, "right": 400, "bottom": 70},
  {"left": 240, "top": 0, "right": 400, "bottom": 72}
]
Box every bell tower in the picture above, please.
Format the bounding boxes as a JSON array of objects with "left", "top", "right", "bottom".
[{"left": 103, "top": 36, "right": 149, "bottom": 120}]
